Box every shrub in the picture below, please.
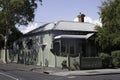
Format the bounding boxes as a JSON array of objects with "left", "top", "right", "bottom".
[
  {"left": 61, "top": 53, "right": 67, "bottom": 57},
  {"left": 61, "top": 60, "right": 67, "bottom": 69},
  {"left": 99, "top": 53, "right": 111, "bottom": 68},
  {"left": 45, "top": 59, "right": 49, "bottom": 67},
  {"left": 73, "top": 59, "right": 79, "bottom": 70},
  {"left": 111, "top": 50, "right": 120, "bottom": 67}
]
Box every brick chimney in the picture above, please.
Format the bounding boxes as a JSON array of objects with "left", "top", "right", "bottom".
[{"left": 77, "top": 13, "right": 85, "bottom": 22}]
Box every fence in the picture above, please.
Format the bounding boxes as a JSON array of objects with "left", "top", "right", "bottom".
[
  {"left": 55, "top": 56, "right": 102, "bottom": 70},
  {"left": 81, "top": 57, "right": 102, "bottom": 69},
  {"left": 56, "top": 56, "right": 68, "bottom": 67}
]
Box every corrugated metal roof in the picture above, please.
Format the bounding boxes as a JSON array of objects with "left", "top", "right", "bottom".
[
  {"left": 54, "top": 35, "right": 86, "bottom": 39},
  {"left": 54, "top": 33, "right": 94, "bottom": 39},
  {"left": 53, "top": 21, "right": 96, "bottom": 32},
  {"left": 26, "top": 21, "right": 96, "bottom": 34},
  {"left": 27, "top": 23, "right": 54, "bottom": 34}
]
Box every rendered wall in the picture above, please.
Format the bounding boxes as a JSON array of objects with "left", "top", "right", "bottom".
[{"left": 42, "top": 33, "right": 56, "bottom": 67}]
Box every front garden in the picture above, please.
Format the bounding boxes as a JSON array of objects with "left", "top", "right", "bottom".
[{"left": 99, "top": 50, "right": 120, "bottom": 68}]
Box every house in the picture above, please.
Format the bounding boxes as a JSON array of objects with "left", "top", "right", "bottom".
[{"left": 13, "top": 14, "right": 102, "bottom": 70}]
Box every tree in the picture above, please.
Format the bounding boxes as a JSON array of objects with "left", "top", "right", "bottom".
[
  {"left": 96, "top": 0, "right": 120, "bottom": 52},
  {"left": 0, "top": 0, "right": 42, "bottom": 63},
  {"left": 7, "top": 27, "right": 23, "bottom": 48},
  {"left": 0, "top": 26, "right": 23, "bottom": 49},
  {"left": 0, "top": 0, "right": 42, "bottom": 26}
]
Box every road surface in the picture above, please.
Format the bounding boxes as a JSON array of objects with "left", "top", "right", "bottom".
[{"left": 0, "top": 64, "right": 120, "bottom": 80}]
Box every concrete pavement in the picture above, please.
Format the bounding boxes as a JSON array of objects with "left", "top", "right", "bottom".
[
  {"left": 0, "top": 63, "right": 120, "bottom": 76},
  {"left": 52, "top": 69, "right": 120, "bottom": 76}
]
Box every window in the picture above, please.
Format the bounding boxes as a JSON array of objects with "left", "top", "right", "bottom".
[
  {"left": 69, "top": 40, "right": 79, "bottom": 57},
  {"left": 53, "top": 41, "right": 60, "bottom": 56},
  {"left": 61, "top": 41, "right": 67, "bottom": 57},
  {"left": 27, "top": 39, "right": 33, "bottom": 49}
]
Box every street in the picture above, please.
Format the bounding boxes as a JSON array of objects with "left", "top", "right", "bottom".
[
  {"left": 74, "top": 74, "right": 120, "bottom": 80},
  {"left": 0, "top": 69, "right": 66, "bottom": 80},
  {"left": 0, "top": 70, "right": 120, "bottom": 80},
  {"left": 0, "top": 64, "right": 120, "bottom": 80}
]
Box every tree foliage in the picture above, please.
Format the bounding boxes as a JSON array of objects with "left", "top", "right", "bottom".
[
  {"left": 111, "top": 50, "right": 120, "bottom": 67},
  {"left": 96, "top": 0, "right": 120, "bottom": 52},
  {"left": 0, "top": 0, "right": 42, "bottom": 27},
  {"left": 0, "top": 27, "right": 23, "bottom": 49},
  {"left": 0, "top": 0, "right": 42, "bottom": 48}
]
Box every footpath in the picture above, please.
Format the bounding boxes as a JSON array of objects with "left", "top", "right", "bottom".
[{"left": 0, "top": 63, "right": 120, "bottom": 76}]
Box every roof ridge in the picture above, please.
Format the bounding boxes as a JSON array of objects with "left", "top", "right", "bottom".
[
  {"left": 52, "top": 20, "right": 79, "bottom": 30},
  {"left": 25, "top": 20, "right": 96, "bottom": 35},
  {"left": 53, "top": 20, "right": 96, "bottom": 25}
]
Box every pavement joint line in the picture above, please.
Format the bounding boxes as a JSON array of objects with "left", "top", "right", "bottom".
[{"left": 0, "top": 72, "right": 19, "bottom": 80}]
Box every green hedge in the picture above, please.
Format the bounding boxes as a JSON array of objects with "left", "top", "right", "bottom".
[
  {"left": 99, "top": 53, "right": 111, "bottom": 68},
  {"left": 111, "top": 50, "right": 120, "bottom": 67},
  {"left": 61, "top": 60, "right": 67, "bottom": 69}
]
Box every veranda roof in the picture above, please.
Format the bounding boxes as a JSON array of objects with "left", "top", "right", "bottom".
[{"left": 54, "top": 33, "right": 94, "bottom": 39}]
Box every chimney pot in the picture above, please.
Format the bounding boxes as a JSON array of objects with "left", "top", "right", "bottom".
[{"left": 77, "top": 13, "right": 85, "bottom": 22}]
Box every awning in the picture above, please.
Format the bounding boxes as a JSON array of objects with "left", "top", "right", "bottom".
[{"left": 54, "top": 33, "right": 94, "bottom": 39}]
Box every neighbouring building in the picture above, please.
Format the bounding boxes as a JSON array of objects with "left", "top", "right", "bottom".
[{"left": 12, "top": 14, "right": 102, "bottom": 70}]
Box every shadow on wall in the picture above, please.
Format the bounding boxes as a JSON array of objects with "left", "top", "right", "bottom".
[{"left": 9, "top": 49, "right": 38, "bottom": 65}]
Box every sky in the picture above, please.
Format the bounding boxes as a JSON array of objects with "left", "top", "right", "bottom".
[{"left": 19, "top": 0, "right": 104, "bottom": 33}]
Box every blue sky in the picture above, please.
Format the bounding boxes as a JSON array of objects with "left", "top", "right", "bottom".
[
  {"left": 19, "top": 0, "right": 104, "bottom": 33},
  {"left": 35, "top": 0, "right": 103, "bottom": 22}
]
